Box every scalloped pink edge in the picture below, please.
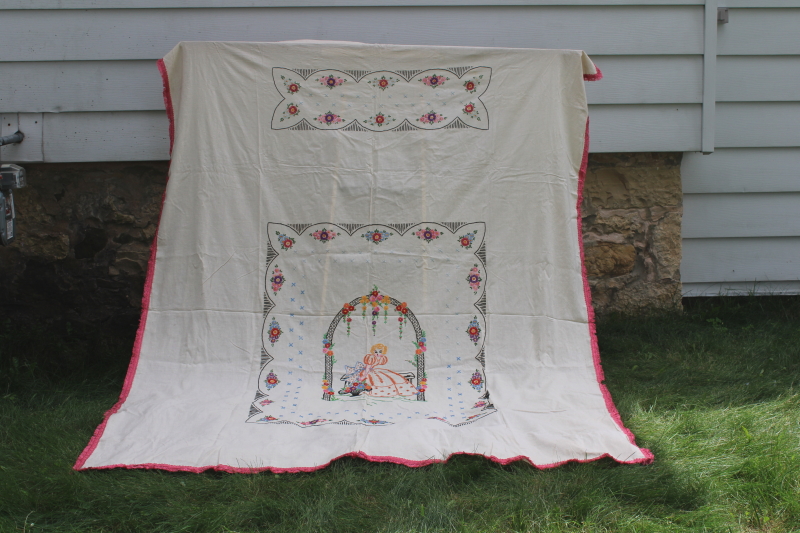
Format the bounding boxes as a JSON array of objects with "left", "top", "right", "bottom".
[
  {"left": 74, "top": 60, "right": 651, "bottom": 473},
  {"left": 584, "top": 66, "right": 603, "bottom": 81}
]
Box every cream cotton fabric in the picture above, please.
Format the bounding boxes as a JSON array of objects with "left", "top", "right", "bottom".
[{"left": 76, "top": 41, "right": 652, "bottom": 472}]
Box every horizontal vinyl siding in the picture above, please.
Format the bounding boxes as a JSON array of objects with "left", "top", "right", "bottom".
[
  {"left": 0, "top": 6, "right": 704, "bottom": 62},
  {"left": 682, "top": 148, "right": 800, "bottom": 194},
  {"left": 683, "top": 193, "right": 800, "bottom": 238},
  {"left": 0, "top": 55, "right": 703, "bottom": 114},
  {"left": 682, "top": 237, "right": 800, "bottom": 284}
]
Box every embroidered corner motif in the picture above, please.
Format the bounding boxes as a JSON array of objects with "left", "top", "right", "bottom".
[{"left": 270, "top": 67, "right": 492, "bottom": 132}]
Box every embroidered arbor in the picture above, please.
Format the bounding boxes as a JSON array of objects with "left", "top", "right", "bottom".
[{"left": 323, "top": 290, "right": 426, "bottom": 401}]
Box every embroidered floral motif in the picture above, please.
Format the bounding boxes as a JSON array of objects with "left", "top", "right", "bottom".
[
  {"left": 340, "top": 379, "right": 372, "bottom": 396},
  {"left": 362, "top": 228, "right": 392, "bottom": 245},
  {"left": 414, "top": 226, "right": 441, "bottom": 243},
  {"left": 419, "top": 74, "right": 449, "bottom": 87},
  {"left": 321, "top": 379, "right": 335, "bottom": 397},
  {"left": 363, "top": 112, "right": 396, "bottom": 127},
  {"left": 458, "top": 230, "right": 479, "bottom": 249},
  {"left": 267, "top": 318, "right": 282, "bottom": 346},
  {"left": 264, "top": 369, "right": 280, "bottom": 390},
  {"left": 278, "top": 102, "right": 301, "bottom": 122},
  {"left": 310, "top": 227, "right": 339, "bottom": 243},
  {"left": 462, "top": 102, "right": 482, "bottom": 121},
  {"left": 279, "top": 74, "right": 302, "bottom": 94},
  {"left": 470, "top": 370, "right": 483, "bottom": 392},
  {"left": 473, "top": 400, "right": 488, "bottom": 409},
  {"left": 299, "top": 419, "right": 328, "bottom": 426},
  {"left": 316, "top": 112, "right": 343, "bottom": 126},
  {"left": 395, "top": 301, "right": 409, "bottom": 339},
  {"left": 368, "top": 75, "right": 399, "bottom": 91},
  {"left": 322, "top": 335, "right": 335, "bottom": 364},
  {"left": 416, "top": 377, "right": 428, "bottom": 395},
  {"left": 259, "top": 415, "right": 278, "bottom": 421},
  {"left": 360, "top": 286, "right": 392, "bottom": 334},
  {"left": 269, "top": 266, "right": 285, "bottom": 295},
  {"left": 318, "top": 74, "right": 346, "bottom": 89},
  {"left": 463, "top": 75, "right": 484, "bottom": 93},
  {"left": 260, "top": 398, "right": 274, "bottom": 406},
  {"left": 467, "top": 264, "right": 482, "bottom": 293},
  {"left": 466, "top": 316, "right": 481, "bottom": 345},
  {"left": 359, "top": 418, "right": 390, "bottom": 425},
  {"left": 417, "top": 111, "right": 446, "bottom": 125},
  {"left": 341, "top": 302, "right": 355, "bottom": 335},
  {"left": 275, "top": 231, "right": 295, "bottom": 251}
]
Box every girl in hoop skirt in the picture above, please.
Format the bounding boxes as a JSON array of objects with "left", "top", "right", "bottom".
[{"left": 361, "top": 343, "right": 417, "bottom": 397}]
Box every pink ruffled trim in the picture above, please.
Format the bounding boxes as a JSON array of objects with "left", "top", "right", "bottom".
[
  {"left": 583, "top": 66, "right": 603, "bottom": 82},
  {"left": 576, "top": 118, "right": 653, "bottom": 465},
  {"left": 75, "top": 66, "right": 651, "bottom": 473},
  {"left": 73, "top": 60, "right": 175, "bottom": 471}
]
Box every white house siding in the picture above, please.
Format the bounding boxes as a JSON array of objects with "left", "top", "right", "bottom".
[
  {"left": 0, "top": 1, "right": 797, "bottom": 295},
  {"left": 681, "top": 4, "right": 800, "bottom": 296}
]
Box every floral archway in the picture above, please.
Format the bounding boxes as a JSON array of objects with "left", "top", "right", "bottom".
[{"left": 321, "top": 286, "right": 426, "bottom": 401}]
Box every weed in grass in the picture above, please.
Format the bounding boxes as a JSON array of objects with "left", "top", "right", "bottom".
[{"left": 0, "top": 296, "right": 799, "bottom": 532}]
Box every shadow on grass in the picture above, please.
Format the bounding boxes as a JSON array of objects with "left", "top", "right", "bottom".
[{"left": 1, "top": 296, "right": 798, "bottom": 532}]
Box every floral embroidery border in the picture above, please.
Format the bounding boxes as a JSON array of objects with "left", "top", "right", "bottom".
[
  {"left": 271, "top": 67, "right": 492, "bottom": 132},
  {"left": 247, "top": 222, "right": 492, "bottom": 428}
]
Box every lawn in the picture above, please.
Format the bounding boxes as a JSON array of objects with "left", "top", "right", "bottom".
[{"left": 1, "top": 297, "right": 799, "bottom": 532}]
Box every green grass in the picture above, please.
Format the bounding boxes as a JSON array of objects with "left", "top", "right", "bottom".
[{"left": 1, "top": 296, "right": 799, "bottom": 532}]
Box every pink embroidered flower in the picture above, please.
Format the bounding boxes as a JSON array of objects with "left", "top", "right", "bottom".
[
  {"left": 414, "top": 226, "right": 441, "bottom": 243},
  {"left": 270, "top": 266, "right": 285, "bottom": 295},
  {"left": 260, "top": 415, "right": 278, "bottom": 421},
  {"left": 466, "top": 264, "right": 482, "bottom": 293},
  {"left": 318, "top": 74, "right": 345, "bottom": 89},
  {"left": 311, "top": 227, "right": 339, "bottom": 242},
  {"left": 316, "top": 112, "right": 343, "bottom": 125},
  {"left": 419, "top": 74, "right": 449, "bottom": 87},
  {"left": 260, "top": 398, "right": 274, "bottom": 406},
  {"left": 473, "top": 400, "right": 487, "bottom": 409},
  {"left": 418, "top": 111, "right": 446, "bottom": 125}
]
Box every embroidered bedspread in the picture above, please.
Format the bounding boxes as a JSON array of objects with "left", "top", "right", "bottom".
[{"left": 75, "top": 41, "right": 652, "bottom": 472}]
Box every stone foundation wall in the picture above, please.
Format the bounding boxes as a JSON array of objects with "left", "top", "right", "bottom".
[{"left": 0, "top": 154, "right": 681, "bottom": 328}]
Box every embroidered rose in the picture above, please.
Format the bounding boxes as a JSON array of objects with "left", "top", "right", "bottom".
[
  {"left": 462, "top": 102, "right": 481, "bottom": 121},
  {"left": 278, "top": 102, "right": 300, "bottom": 122},
  {"left": 419, "top": 74, "right": 449, "bottom": 87},
  {"left": 466, "top": 264, "right": 482, "bottom": 293},
  {"left": 318, "top": 74, "right": 345, "bottom": 89},
  {"left": 418, "top": 111, "right": 446, "bottom": 124},
  {"left": 260, "top": 415, "right": 278, "bottom": 421},
  {"left": 316, "top": 112, "right": 343, "bottom": 125},
  {"left": 270, "top": 266, "right": 285, "bottom": 295},
  {"left": 311, "top": 227, "right": 339, "bottom": 243},
  {"left": 368, "top": 75, "right": 398, "bottom": 91},
  {"left": 364, "top": 112, "right": 395, "bottom": 127},
  {"left": 267, "top": 318, "right": 282, "bottom": 346},
  {"left": 280, "top": 74, "right": 302, "bottom": 94},
  {"left": 414, "top": 226, "right": 441, "bottom": 243},
  {"left": 466, "top": 316, "right": 481, "bottom": 345},
  {"left": 473, "top": 400, "right": 487, "bottom": 409},
  {"left": 275, "top": 231, "right": 295, "bottom": 250},
  {"left": 463, "top": 75, "right": 483, "bottom": 93},
  {"left": 260, "top": 398, "right": 274, "bottom": 406},
  {"left": 362, "top": 229, "right": 392, "bottom": 244},
  {"left": 458, "top": 230, "right": 478, "bottom": 249},
  {"left": 264, "top": 369, "right": 280, "bottom": 389},
  {"left": 470, "top": 370, "right": 483, "bottom": 391}
]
